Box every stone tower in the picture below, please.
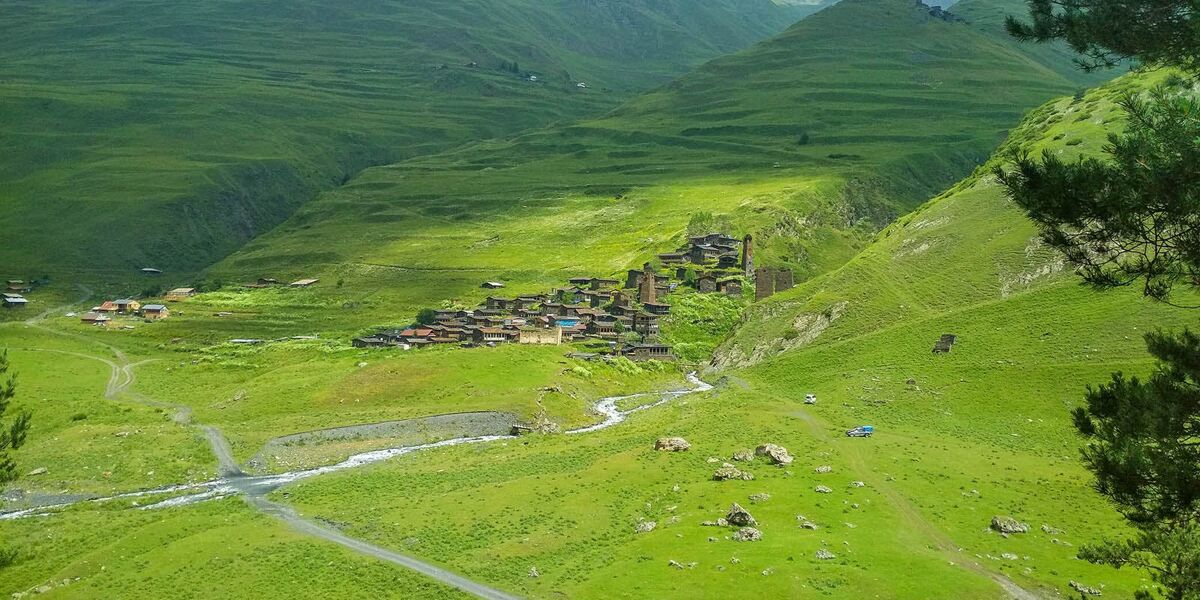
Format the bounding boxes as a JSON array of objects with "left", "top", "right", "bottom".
[
  {"left": 741, "top": 234, "right": 754, "bottom": 278},
  {"left": 638, "top": 262, "right": 657, "bottom": 304}
]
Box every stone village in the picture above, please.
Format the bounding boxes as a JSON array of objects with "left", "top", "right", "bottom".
[{"left": 351, "top": 233, "right": 794, "bottom": 361}]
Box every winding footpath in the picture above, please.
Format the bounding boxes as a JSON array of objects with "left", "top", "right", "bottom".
[{"left": 3, "top": 305, "right": 713, "bottom": 599}]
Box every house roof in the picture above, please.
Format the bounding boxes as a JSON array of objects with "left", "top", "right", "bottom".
[
  {"left": 81, "top": 312, "right": 109, "bottom": 321},
  {"left": 290, "top": 278, "right": 319, "bottom": 286},
  {"left": 143, "top": 304, "right": 168, "bottom": 311},
  {"left": 3, "top": 297, "right": 28, "bottom": 304},
  {"left": 168, "top": 287, "right": 196, "bottom": 294}
]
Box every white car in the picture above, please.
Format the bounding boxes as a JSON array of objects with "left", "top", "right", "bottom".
[{"left": 804, "top": 394, "right": 817, "bottom": 404}]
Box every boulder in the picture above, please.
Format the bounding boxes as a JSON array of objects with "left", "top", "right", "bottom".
[
  {"left": 726, "top": 503, "right": 757, "bottom": 527},
  {"left": 732, "top": 527, "right": 762, "bottom": 542},
  {"left": 815, "top": 549, "right": 836, "bottom": 560},
  {"left": 814, "top": 485, "right": 832, "bottom": 494},
  {"left": 635, "top": 521, "right": 657, "bottom": 533},
  {"left": 1069, "top": 581, "right": 1102, "bottom": 596},
  {"left": 655, "top": 437, "right": 691, "bottom": 452},
  {"left": 528, "top": 566, "right": 540, "bottom": 578},
  {"left": 990, "top": 516, "right": 1029, "bottom": 534},
  {"left": 701, "top": 518, "right": 729, "bottom": 527},
  {"left": 748, "top": 492, "right": 771, "bottom": 503},
  {"left": 814, "top": 465, "right": 832, "bottom": 474},
  {"left": 731, "top": 449, "right": 755, "bottom": 462},
  {"left": 26, "top": 467, "right": 47, "bottom": 476},
  {"left": 850, "top": 481, "right": 866, "bottom": 488},
  {"left": 755, "top": 443, "right": 793, "bottom": 466},
  {"left": 713, "top": 464, "right": 754, "bottom": 481}
]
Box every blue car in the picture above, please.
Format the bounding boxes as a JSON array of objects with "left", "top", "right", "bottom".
[{"left": 846, "top": 425, "right": 874, "bottom": 437}]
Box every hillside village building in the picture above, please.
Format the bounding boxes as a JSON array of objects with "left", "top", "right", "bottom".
[{"left": 351, "top": 232, "right": 790, "bottom": 361}]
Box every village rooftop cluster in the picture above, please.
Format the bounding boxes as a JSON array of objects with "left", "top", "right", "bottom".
[{"left": 353, "top": 233, "right": 793, "bottom": 361}]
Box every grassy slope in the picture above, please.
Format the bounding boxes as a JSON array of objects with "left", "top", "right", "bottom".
[
  {"left": 0, "top": 498, "right": 468, "bottom": 599},
  {"left": 270, "top": 75, "right": 1194, "bottom": 599},
  {"left": 950, "top": 0, "right": 1130, "bottom": 88},
  {"left": 207, "top": 0, "right": 1078, "bottom": 324},
  {"left": 0, "top": 0, "right": 814, "bottom": 278}
]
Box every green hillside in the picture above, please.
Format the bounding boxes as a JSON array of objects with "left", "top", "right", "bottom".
[
  {"left": 210, "top": 0, "right": 1080, "bottom": 310},
  {"left": 950, "top": 0, "right": 1129, "bottom": 87},
  {"left": 0, "top": 0, "right": 815, "bottom": 278},
  {"left": 261, "top": 73, "right": 1192, "bottom": 599}
]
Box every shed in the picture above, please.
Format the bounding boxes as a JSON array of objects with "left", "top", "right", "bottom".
[
  {"left": 165, "top": 287, "right": 197, "bottom": 301},
  {"left": 142, "top": 304, "right": 170, "bottom": 320},
  {"left": 290, "top": 278, "right": 320, "bottom": 288}
]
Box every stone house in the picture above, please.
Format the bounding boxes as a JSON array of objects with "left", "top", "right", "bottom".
[{"left": 518, "top": 327, "right": 562, "bottom": 345}]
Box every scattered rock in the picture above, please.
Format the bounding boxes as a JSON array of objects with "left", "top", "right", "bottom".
[
  {"left": 748, "top": 493, "right": 771, "bottom": 504},
  {"left": 1069, "top": 580, "right": 1102, "bottom": 596},
  {"left": 635, "top": 521, "right": 657, "bottom": 533},
  {"left": 655, "top": 437, "right": 691, "bottom": 452},
  {"left": 990, "top": 516, "right": 1029, "bottom": 534},
  {"left": 668, "top": 560, "right": 686, "bottom": 570},
  {"left": 815, "top": 549, "right": 837, "bottom": 560},
  {"left": 731, "top": 449, "right": 755, "bottom": 462},
  {"left": 850, "top": 481, "right": 866, "bottom": 488},
  {"left": 726, "top": 503, "right": 757, "bottom": 527},
  {"left": 733, "top": 527, "right": 762, "bottom": 542},
  {"left": 906, "top": 378, "right": 917, "bottom": 386},
  {"left": 708, "top": 536, "right": 718, "bottom": 542},
  {"left": 755, "top": 443, "right": 794, "bottom": 466},
  {"left": 1001, "top": 553, "right": 1018, "bottom": 561},
  {"left": 1041, "top": 523, "right": 1061, "bottom": 534},
  {"left": 356, "top": 362, "right": 368, "bottom": 368},
  {"left": 814, "top": 485, "right": 833, "bottom": 494},
  {"left": 713, "top": 464, "right": 754, "bottom": 481},
  {"left": 797, "top": 516, "right": 819, "bottom": 530},
  {"left": 701, "top": 518, "right": 729, "bottom": 527},
  {"left": 761, "top": 567, "right": 773, "bottom": 576},
  {"left": 814, "top": 465, "right": 832, "bottom": 474},
  {"left": 528, "top": 566, "right": 540, "bottom": 578},
  {"left": 730, "top": 557, "right": 740, "bottom": 564},
  {"left": 26, "top": 467, "right": 47, "bottom": 476}
]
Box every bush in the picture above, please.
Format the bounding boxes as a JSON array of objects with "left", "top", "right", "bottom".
[{"left": 69, "top": 412, "right": 87, "bottom": 421}]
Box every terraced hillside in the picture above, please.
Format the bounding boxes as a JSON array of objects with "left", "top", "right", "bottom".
[
  {"left": 210, "top": 0, "right": 1081, "bottom": 318},
  {"left": 0, "top": 0, "right": 817, "bottom": 278}
]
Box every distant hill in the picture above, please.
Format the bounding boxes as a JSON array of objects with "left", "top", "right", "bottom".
[
  {"left": 0, "top": 0, "right": 816, "bottom": 279},
  {"left": 951, "top": 0, "right": 1129, "bottom": 86},
  {"left": 212, "top": 0, "right": 1080, "bottom": 295}
]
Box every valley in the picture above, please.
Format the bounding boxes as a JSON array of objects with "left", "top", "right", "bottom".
[{"left": 1, "top": 0, "right": 1194, "bottom": 598}]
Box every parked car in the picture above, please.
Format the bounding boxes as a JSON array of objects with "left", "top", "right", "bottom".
[
  {"left": 846, "top": 425, "right": 874, "bottom": 437},
  {"left": 804, "top": 393, "right": 817, "bottom": 405}
]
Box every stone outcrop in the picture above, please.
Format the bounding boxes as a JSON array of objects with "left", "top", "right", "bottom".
[
  {"left": 755, "top": 443, "right": 793, "bottom": 466},
  {"left": 713, "top": 463, "right": 754, "bottom": 481},
  {"left": 990, "top": 516, "right": 1029, "bottom": 534},
  {"left": 814, "top": 485, "right": 832, "bottom": 494},
  {"left": 731, "top": 448, "right": 754, "bottom": 462},
  {"left": 732, "top": 527, "right": 762, "bottom": 542},
  {"left": 654, "top": 437, "right": 691, "bottom": 452},
  {"left": 815, "top": 549, "right": 836, "bottom": 560},
  {"left": 726, "top": 503, "right": 757, "bottom": 527},
  {"left": 635, "top": 521, "right": 657, "bottom": 533}
]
